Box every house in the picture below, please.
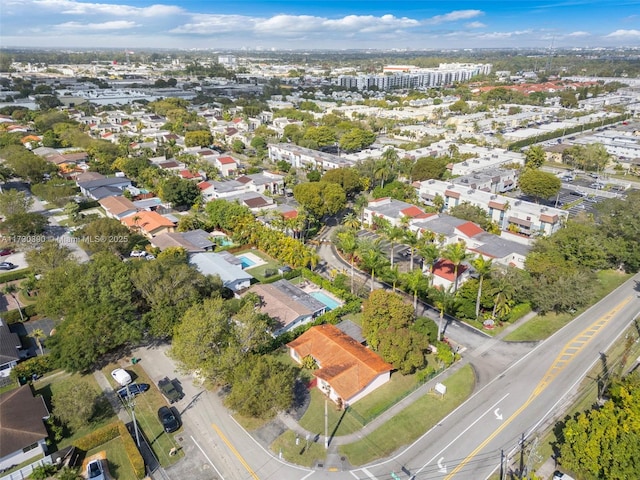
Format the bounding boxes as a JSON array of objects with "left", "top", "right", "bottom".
[
  {"left": 248, "top": 279, "right": 326, "bottom": 336},
  {"left": 77, "top": 174, "right": 132, "bottom": 200},
  {"left": 151, "top": 229, "right": 214, "bottom": 253},
  {"left": 430, "top": 259, "right": 471, "bottom": 291},
  {"left": 99, "top": 195, "right": 138, "bottom": 220},
  {"left": 214, "top": 156, "right": 240, "bottom": 177},
  {"left": 0, "top": 385, "right": 50, "bottom": 470},
  {"left": 363, "top": 197, "right": 431, "bottom": 227},
  {"left": 189, "top": 252, "right": 254, "bottom": 294},
  {"left": 0, "top": 320, "right": 21, "bottom": 386},
  {"left": 287, "top": 324, "right": 393, "bottom": 406},
  {"left": 121, "top": 211, "right": 176, "bottom": 238}
]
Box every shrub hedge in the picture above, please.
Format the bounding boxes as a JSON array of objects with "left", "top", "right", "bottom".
[
  {"left": 3, "top": 304, "right": 38, "bottom": 324},
  {"left": 0, "top": 268, "right": 33, "bottom": 283},
  {"left": 73, "top": 421, "right": 145, "bottom": 479},
  {"left": 506, "top": 302, "right": 532, "bottom": 322}
]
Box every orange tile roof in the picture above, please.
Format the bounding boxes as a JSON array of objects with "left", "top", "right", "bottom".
[
  {"left": 432, "top": 259, "right": 469, "bottom": 282},
  {"left": 287, "top": 324, "right": 393, "bottom": 401},
  {"left": 456, "top": 221, "right": 484, "bottom": 238},
  {"left": 122, "top": 211, "right": 175, "bottom": 233},
  {"left": 400, "top": 205, "right": 425, "bottom": 218},
  {"left": 218, "top": 156, "right": 237, "bottom": 165},
  {"left": 197, "top": 181, "right": 212, "bottom": 190},
  {"left": 539, "top": 213, "right": 559, "bottom": 223}
]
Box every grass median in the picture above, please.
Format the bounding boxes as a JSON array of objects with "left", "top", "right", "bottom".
[{"left": 339, "top": 364, "right": 475, "bottom": 466}]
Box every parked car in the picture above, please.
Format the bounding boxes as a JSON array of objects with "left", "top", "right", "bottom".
[
  {"left": 553, "top": 471, "right": 576, "bottom": 480},
  {"left": 158, "top": 406, "right": 180, "bottom": 433},
  {"left": 158, "top": 377, "right": 184, "bottom": 404},
  {"left": 0, "top": 262, "right": 16, "bottom": 270},
  {"left": 111, "top": 368, "right": 132, "bottom": 386},
  {"left": 117, "top": 383, "right": 150, "bottom": 399},
  {"left": 86, "top": 459, "right": 105, "bottom": 480},
  {"left": 130, "top": 250, "right": 147, "bottom": 257},
  {"left": 145, "top": 254, "right": 155, "bottom": 260},
  {"left": 0, "top": 248, "right": 14, "bottom": 256}
]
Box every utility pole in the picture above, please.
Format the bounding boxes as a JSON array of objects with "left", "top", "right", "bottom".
[
  {"left": 518, "top": 433, "right": 525, "bottom": 480},
  {"left": 125, "top": 386, "right": 141, "bottom": 447},
  {"left": 499, "top": 449, "right": 505, "bottom": 480},
  {"left": 324, "top": 398, "right": 328, "bottom": 449}
]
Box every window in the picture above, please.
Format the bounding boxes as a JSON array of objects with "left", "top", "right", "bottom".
[{"left": 23, "top": 442, "right": 39, "bottom": 453}]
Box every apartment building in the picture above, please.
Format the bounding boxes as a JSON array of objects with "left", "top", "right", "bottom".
[
  {"left": 415, "top": 179, "right": 567, "bottom": 237},
  {"left": 268, "top": 144, "right": 354, "bottom": 172}
]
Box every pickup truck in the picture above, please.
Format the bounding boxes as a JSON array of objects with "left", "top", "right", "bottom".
[{"left": 158, "top": 377, "right": 184, "bottom": 404}]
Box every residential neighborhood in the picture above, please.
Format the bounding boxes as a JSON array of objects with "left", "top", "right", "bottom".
[{"left": 0, "top": 42, "right": 639, "bottom": 480}]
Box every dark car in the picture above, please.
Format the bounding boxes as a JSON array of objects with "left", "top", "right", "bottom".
[
  {"left": 158, "top": 406, "right": 179, "bottom": 433},
  {"left": 117, "top": 383, "right": 150, "bottom": 399},
  {"left": 0, "top": 262, "right": 16, "bottom": 270},
  {"left": 0, "top": 248, "right": 14, "bottom": 256},
  {"left": 158, "top": 377, "right": 184, "bottom": 404}
]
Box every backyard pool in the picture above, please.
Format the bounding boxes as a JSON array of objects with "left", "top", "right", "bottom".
[
  {"left": 310, "top": 291, "right": 342, "bottom": 311},
  {"left": 237, "top": 255, "right": 256, "bottom": 269}
]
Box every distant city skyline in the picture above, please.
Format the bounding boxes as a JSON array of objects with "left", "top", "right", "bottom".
[{"left": 1, "top": 0, "right": 639, "bottom": 51}]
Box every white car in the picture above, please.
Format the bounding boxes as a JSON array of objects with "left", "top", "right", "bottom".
[
  {"left": 111, "top": 368, "right": 132, "bottom": 386},
  {"left": 130, "top": 250, "right": 147, "bottom": 258},
  {"left": 87, "top": 459, "right": 105, "bottom": 480}
]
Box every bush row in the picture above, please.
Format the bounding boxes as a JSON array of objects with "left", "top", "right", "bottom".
[
  {"left": 3, "top": 304, "right": 38, "bottom": 324},
  {"left": 0, "top": 268, "right": 33, "bottom": 283},
  {"left": 73, "top": 422, "right": 120, "bottom": 451},
  {"left": 506, "top": 302, "right": 532, "bottom": 322},
  {"left": 117, "top": 422, "right": 146, "bottom": 479},
  {"left": 73, "top": 421, "right": 145, "bottom": 479}
]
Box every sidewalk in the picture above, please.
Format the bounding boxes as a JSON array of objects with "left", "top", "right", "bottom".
[
  {"left": 278, "top": 358, "right": 471, "bottom": 448},
  {"left": 93, "top": 370, "right": 130, "bottom": 423}
]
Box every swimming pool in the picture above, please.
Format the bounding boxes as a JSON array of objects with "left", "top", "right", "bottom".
[
  {"left": 237, "top": 255, "right": 255, "bottom": 269},
  {"left": 309, "top": 291, "right": 342, "bottom": 311}
]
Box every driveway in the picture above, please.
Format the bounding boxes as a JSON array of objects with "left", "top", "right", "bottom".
[{"left": 131, "top": 343, "right": 312, "bottom": 480}]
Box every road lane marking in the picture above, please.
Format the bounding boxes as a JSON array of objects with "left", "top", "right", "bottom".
[
  {"left": 444, "top": 296, "right": 632, "bottom": 479},
  {"left": 411, "top": 393, "right": 510, "bottom": 479},
  {"left": 362, "top": 468, "right": 376, "bottom": 480},
  {"left": 190, "top": 435, "right": 225, "bottom": 480},
  {"left": 212, "top": 423, "right": 260, "bottom": 480}
]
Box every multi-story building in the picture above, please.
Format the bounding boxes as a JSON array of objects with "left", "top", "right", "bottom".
[
  {"left": 268, "top": 144, "right": 354, "bottom": 172},
  {"left": 415, "top": 179, "right": 567, "bottom": 237}
]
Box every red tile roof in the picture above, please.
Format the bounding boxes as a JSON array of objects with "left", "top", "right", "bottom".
[
  {"left": 456, "top": 221, "right": 484, "bottom": 238},
  {"left": 400, "top": 205, "right": 425, "bottom": 218},
  {"left": 287, "top": 324, "right": 393, "bottom": 402},
  {"left": 218, "top": 156, "right": 237, "bottom": 165},
  {"left": 197, "top": 181, "right": 212, "bottom": 190},
  {"left": 445, "top": 189, "right": 460, "bottom": 199},
  {"left": 431, "top": 259, "right": 469, "bottom": 282}
]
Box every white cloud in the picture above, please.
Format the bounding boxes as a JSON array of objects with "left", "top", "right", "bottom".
[
  {"left": 33, "top": 0, "right": 183, "bottom": 17},
  {"left": 605, "top": 29, "right": 640, "bottom": 38},
  {"left": 170, "top": 15, "right": 253, "bottom": 34},
  {"left": 427, "top": 10, "right": 484, "bottom": 25},
  {"left": 567, "top": 31, "right": 590, "bottom": 37},
  {"left": 465, "top": 22, "right": 486, "bottom": 29},
  {"left": 55, "top": 20, "right": 139, "bottom": 30}
]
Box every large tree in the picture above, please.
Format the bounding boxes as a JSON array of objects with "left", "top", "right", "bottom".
[
  {"left": 361, "top": 290, "right": 429, "bottom": 374},
  {"left": 293, "top": 181, "right": 346, "bottom": 218},
  {"left": 518, "top": 168, "right": 561, "bottom": 203},
  {"left": 24, "top": 240, "right": 74, "bottom": 275},
  {"left": 159, "top": 176, "right": 201, "bottom": 210},
  {"left": 0, "top": 188, "right": 33, "bottom": 218},
  {"left": 225, "top": 355, "right": 298, "bottom": 418},
  {"left": 524, "top": 145, "right": 546, "bottom": 169}
]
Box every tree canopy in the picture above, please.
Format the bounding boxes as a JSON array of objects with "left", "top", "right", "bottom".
[{"left": 518, "top": 168, "right": 561, "bottom": 202}]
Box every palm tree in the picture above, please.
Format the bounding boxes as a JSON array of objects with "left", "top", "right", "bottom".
[
  {"left": 403, "top": 230, "right": 420, "bottom": 271},
  {"left": 337, "top": 231, "right": 359, "bottom": 294},
  {"left": 490, "top": 275, "right": 516, "bottom": 321},
  {"left": 30, "top": 328, "right": 46, "bottom": 356},
  {"left": 417, "top": 241, "right": 440, "bottom": 287},
  {"left": 430, "top": 286, "right": 457, "bottom": 342},
  {"left": 442, "top": 241, "right": 471, "bottom": 292},
  {"left": 341, "top": 212, "right": 361, "bottom": 231},
  {"left": 471, "top": 256, "right": 493, "bottom": 320},
  {"left": 374, "top": 159, "right": 392, "bottom": 189},
  {"left": 402, "top": 269, "right": 429, "bottom": 312},
  {"left": 357, "top": 239, "right": 387, "bottom": 292},
  {"left": 382, "top": 264, "right": 401, "bottom": 293},
  {"left": 3, "top": 283, "right": 24, "bottom": 322},
  {"left": 384, "top": 224, "right": 405, "bottom": 267}
]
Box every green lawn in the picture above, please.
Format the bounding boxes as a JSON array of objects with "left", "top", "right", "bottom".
[
  {"left": 101, "top": 363, "right": 183, "bottom": 467},
  {"left": 339, "top": 364, "right": 476, "bottom": 466},
  {"left": 33, "top": 372, "right": 117, "bottom": 451},
  {"left": 271, "top": 429, "right": 327, "bottom": 468},
  {"left": 504, "top": 270, "right": 632, "bottom": 342},
  {"left": 238, "top": 248, "right": 284, "bottom": 282},
  {"left": 298, "top": 388, "right": 365, "bottom": 437},
  {"left": 87, "top": 437, "right": 137, "bottom": 480}
]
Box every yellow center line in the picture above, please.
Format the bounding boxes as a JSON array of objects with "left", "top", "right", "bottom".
[
  {"left": 444, "top": 296, "right": 632, "bottom": 479},
  {"left": 212, "top": 423, "right": 260, "bottom": 480}
]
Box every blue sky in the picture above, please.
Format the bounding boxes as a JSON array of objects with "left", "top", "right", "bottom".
[{"left": 1, "top": 0, "right": 639, "bottom": 50}]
